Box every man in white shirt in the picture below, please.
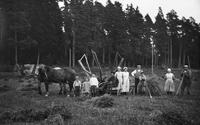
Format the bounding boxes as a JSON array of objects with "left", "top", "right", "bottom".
[
  {"left": 90, "top": 74, "right": 99, "bottom": 97},
  {"left": 131, "top": 65, "right": 143, "bottom": 94}
]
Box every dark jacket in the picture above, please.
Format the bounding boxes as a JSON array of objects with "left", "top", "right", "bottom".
[{"left": 180, "top": 69, "right": 192, "bottom": 85}]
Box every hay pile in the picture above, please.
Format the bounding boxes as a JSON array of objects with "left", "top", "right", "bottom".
[
  {"left": 145, "top": 75, "right": 162, "bottom": 96},
  {"left": 87, "top": 94, "right": 115, "bottom": 108}
]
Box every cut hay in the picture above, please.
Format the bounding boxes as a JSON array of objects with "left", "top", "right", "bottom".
[
  {"left": 0, "top": 85, "right": 11, "bottom": 92},
  {"left": 148, "top": 110, "right": 193, "bottom": 125},
  {"left": 87, "top": 94, "right": 115, "bottom": 108},
  {"left": 17, "top": 82, "right": 38, "bottom": 91},
  {"left": 0, "top": 105, "right": 72, "bottom": 124},
  {"left": 145, "top": 76, "right": 162, "bottom": 96}
]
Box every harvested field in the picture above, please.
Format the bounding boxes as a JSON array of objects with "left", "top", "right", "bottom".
[{"left": 0, "top": 68, "right": 199, "bottom": 125}]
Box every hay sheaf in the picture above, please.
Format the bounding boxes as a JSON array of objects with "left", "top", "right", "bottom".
[
  {"left": 87, "top": 94, "right": 115, "bottom": 108},
  {"left": 146, "top": 76, "right": 162, "bottom": 96}
]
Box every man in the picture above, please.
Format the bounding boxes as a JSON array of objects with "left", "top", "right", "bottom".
[
  {"left": 131, "top": 65, "right": 143, "bottom": 94},
  {"left": 180, "top": 65, "right": 192, "bottom": 95},
  {"left": 13, "top": 62, "right": 21, "bottom": 77},
  {"left": 106, "top": 71, "right": 119, "bottom": 94}
]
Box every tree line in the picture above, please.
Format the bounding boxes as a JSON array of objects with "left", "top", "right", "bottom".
[{"left": 0, "top": 0, "right": 199, "bottom": 68}]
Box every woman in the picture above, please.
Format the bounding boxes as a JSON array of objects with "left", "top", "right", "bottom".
[
  {"left": 115, "top": 67, "right": 123, "bottom": 95},
  {"left": 121, "top": 67, "right": 130, "bottom": 95},
  {"left": 164, "top": 68, "right": 175, "bottom": 95}
]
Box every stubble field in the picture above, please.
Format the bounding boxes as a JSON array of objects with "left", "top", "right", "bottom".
[{"left": 0, "top": 68, "right": 199, "bottom": 125}]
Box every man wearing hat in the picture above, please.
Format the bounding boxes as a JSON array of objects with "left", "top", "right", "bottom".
[
  {"left": 131, "top": 65, "right": 143, "bottom": 94},
  {"left": 180, "top": 65, "right": 192, "bottom": 95}
]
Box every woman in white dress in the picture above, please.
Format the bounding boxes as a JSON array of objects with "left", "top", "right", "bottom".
[
  {"left": 121, "top": 67, "right": 130, "bottom": 95},
  {"left": 115, "top": 67, "right": 123, "bottom": 95},
  {"left": 164, "top": 68, "right": 175, "bottom": 95}
]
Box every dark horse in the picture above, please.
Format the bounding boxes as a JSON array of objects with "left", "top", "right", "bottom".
[{"left": 37, "top": 65, "right": 79, "bottom": 96}]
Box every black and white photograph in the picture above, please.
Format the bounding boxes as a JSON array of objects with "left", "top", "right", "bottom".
[{"left": 0, "top": 0, "right": 200, "bottom": 124}]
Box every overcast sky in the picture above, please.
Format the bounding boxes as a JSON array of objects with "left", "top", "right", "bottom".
[
  {"left": 96, "top": 0, "right": 200, "bottom": 23},
  {"left": 59, "top": 0, "right": 200, "bottom": 23}
]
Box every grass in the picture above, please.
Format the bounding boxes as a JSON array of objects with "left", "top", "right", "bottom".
[{"left": 0, "top": 68, "right": 199, "bottom": 125}]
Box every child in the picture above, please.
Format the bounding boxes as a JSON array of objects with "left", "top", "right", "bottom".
[
  {"left": 73, "top": 76, "right": 81, "bottom": 97},
  {"left": 82, "top": 77, "right": 90, "bottom": 96},
  {"left": 138, "top": 71, "right": 147, "bottom": 95},
  {"left": 90, "top": 74, "right": 99, "bottom": 97}
]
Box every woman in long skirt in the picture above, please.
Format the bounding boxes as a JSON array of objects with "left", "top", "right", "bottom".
[
  {"left": 121, "top": 67, "right": 130, "bottom": 95},
  {"left": 164, "top": 68, "right": 175, "bottom": 95},
  {"left": 115, "top": 67, "right": 123, "bottom": 95}
]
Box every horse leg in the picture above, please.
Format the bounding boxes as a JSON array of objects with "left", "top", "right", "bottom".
[
  {"left": 69, "top": 82, "right": 73, "bottom": 92},
  {"left": 58, "top": 83, "right": 62, "bottom": 95},
  {"left": 38, "top": 80, "right": 42, "bottom": 95},
  {"left": 44, "top": 81, "right": 49, "bottom": 96},
  {"left": 63, "top": 83, "right": 67, "bottom": 94}
]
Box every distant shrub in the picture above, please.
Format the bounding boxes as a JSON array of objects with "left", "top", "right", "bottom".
[{"left": 91, "top": 94, "right": 115, "bottom": 108}]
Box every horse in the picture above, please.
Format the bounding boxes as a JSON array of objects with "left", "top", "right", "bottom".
[{"left": 37, "top": 65, "right": 86, "bottom": 96}]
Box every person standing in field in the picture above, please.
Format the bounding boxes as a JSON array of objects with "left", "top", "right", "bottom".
[
  {"left": 121, "top": 67, "right": 130, "bottom": 95},
  {"left": 73, "top": 76, "right": 81, "bottom": 97},
  {"left": 90, "top": 74, "right": 99, "bottom": 97},
  {"left": 13, "top": 62, "right": 21, "bottom": 77},
  {"left": 164, "top": 68, "right": 175, "bottom": 95},
  {"left": 82, "top": 77, "right": 90, "bottom": 96},
  {"left": 131, "top": 65, "right": 143, "bottom": 94},
  {"left": 115, "top": 67, "right": 123, "bottom": 96},
  {"left": 180, "top": 65, "right": 192, "bottom": 95},
  {"left": 138, "top": 71, "right": 147, "bottom": 94}
]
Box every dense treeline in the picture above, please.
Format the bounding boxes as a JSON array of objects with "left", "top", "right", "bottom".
[{"left": 0, "top": 0, "right": 199, "bottom": 68}]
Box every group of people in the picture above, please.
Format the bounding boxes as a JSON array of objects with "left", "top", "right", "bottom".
[
  {"left": 73, "top": 64, "right": 192, "bottom": 97},
  {"left": 73, "top": 73, "right": 99, "bottom": 97},
  {"left": 164, "top": 65, "right": 192, "bottom": 96},
  {"left": 114, "top": 65, "right": 145, "bottom": 96},
  {"left": 72, "top": 64, "right": 146, "bottom": 97},
  {"left": 13, "top": 62, "right": 25, "bottom": 77}
]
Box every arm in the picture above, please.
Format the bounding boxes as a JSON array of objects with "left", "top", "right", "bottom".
[
  {"left": 164, "top": 74, "right": 167, "bottom": 81},
  {"left": 172, "top": 74, "right": 175, "bottom": 81},
  {"left": 131, "top": 70, "right": 136, "bottom": 77},
  {"left": 73, "top": 81, "right": 75, "bottom": 88},
  {"left": 185, "top": 70, "right": 192, "bottom": 78},
  {"left": 96, "top": 78, "right": 99, "bottom": 88}
]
